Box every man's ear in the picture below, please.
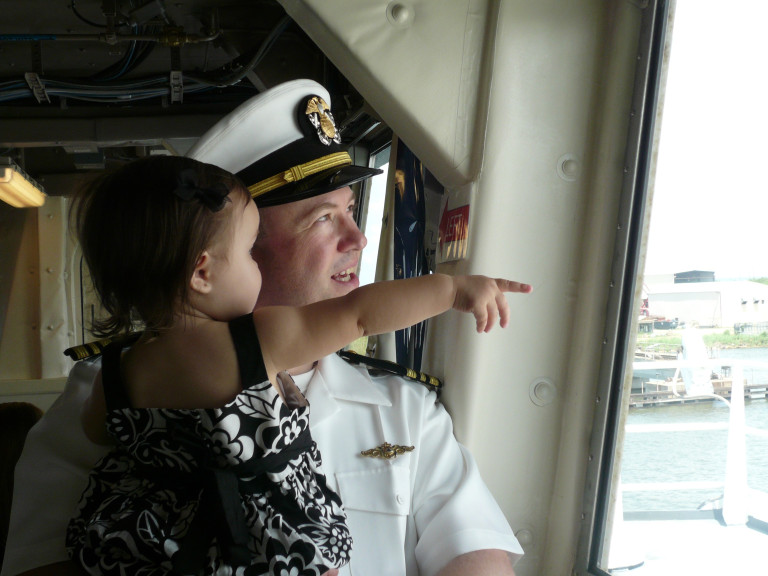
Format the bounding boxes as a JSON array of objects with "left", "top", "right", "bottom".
[{"left": 190, "top": 251, "right": 213, "bottom": 294}]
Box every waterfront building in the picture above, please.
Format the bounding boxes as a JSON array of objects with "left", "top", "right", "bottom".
[{"left": 644, "top": 278, "right": 768, "bottom": 329}]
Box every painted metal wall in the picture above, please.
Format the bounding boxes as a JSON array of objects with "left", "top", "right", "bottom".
[
  {"left": 280, "top": 1, "right": 647, "bottom": 574},
  {"left": 0, "top": 198, "right": 78, "bottom": 410}
]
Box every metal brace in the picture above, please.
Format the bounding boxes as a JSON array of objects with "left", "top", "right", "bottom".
[
  {"left": 169, "top": 71, "right": 183, "bottom": 104},
  {"left": 24, "top": 72, "right": 50, "bottom": 104},
  {"left": 169, "top": 46, "right": 183, "bottom": 104}
]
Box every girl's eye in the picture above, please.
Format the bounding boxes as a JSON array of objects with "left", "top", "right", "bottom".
[{"left": 317, "top": 214, "right": 330, "bottom": 223}]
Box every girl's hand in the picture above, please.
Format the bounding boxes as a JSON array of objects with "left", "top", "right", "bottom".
[{"left": 452, "top": 276, "right": 532, "bottom": 333}]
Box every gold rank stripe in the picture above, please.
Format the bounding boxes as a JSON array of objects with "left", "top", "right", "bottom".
[
  {"left": 248, "top": 151, "right": 352, "bottom": 199},
  {"left": 406, "top": 367, "right": 441, "bottom": 388},
  {"left": 63, "top": 333, "right": 143, "bottom": 361},
  {"left": 63, "top": 336, "right": 117, "bottom": 360},
  {"left": 338, "top": 350, "right": 443, "bottom": 395}
]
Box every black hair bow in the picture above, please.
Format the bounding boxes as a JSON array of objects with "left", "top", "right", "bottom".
[{"left": 172, "top": 169, "right": 229, "bottom": 212}]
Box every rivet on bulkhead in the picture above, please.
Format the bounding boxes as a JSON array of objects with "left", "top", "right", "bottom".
[{"left": 386, "top": 2, "right": 415, "bottom": 28}]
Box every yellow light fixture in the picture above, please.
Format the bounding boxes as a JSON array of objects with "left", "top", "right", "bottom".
[{"left": 0, "top": 158, "right": 46, "bottom": 208}]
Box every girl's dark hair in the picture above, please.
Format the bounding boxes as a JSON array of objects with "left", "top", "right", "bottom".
[{"left": 71, "top": 155, "right": 249, "bottom": 336}]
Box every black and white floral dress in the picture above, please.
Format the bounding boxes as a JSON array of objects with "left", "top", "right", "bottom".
[{"left": 66, "top": 314, "right": 352, "bottom": 576}]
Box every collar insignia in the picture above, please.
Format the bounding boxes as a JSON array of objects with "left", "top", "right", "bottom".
[
  {"left": 361, "top": 442, "right": 414, "bottom": 460},
  {"left": 305, "top": 95, "right": 341, "bottom": 146}
]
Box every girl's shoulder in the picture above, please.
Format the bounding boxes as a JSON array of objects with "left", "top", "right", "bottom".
[{"left": 121, "top": 321, "right": 242, "bottom": 409}]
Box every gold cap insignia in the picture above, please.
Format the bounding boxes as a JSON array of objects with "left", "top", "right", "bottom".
[
  {"left": 305, "top": 96, "right": 341, "bottom": 146},
  {"left": 360, "top": 442, "right": 414, "bottom": 460}
]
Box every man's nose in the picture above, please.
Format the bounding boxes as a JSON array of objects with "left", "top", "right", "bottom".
[{"left": 339, "top": 217, "right": 367, "bottom": 251}]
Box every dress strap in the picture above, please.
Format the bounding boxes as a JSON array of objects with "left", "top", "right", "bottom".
[{"left": 228, "top": 314, "right": 269, "bottom": 389}]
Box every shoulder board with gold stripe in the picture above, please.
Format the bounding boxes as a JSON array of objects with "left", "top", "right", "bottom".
[
  {"left": 338, "top": 350, "right": 442, "bottom": 396},
  {"left": 63, "top": 333, "right": 140, "bottom": 361}
]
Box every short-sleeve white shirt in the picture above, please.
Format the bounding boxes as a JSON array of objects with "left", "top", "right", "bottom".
[{"left": 300, "top": 355, "right": 523, "bottom": 576}]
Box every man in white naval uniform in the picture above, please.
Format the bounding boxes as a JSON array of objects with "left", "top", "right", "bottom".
[
  {"left": 290, "top": 356, "right": 521, "bottom": 575},
  {"left": 2, "top": 80, "right": 523, "bottom": 576}
]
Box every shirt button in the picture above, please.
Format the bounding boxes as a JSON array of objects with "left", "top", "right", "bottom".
[{"left": 396, "top": 494, "right": 405, "bottom": 505}]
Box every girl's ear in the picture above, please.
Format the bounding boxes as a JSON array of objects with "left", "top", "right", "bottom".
[{"left": 190, "top": 251, "right": 213, "bottom": 294}]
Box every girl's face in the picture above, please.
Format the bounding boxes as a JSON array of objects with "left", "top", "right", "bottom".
[{"left": 204, "top": 195, "right": 263, "bottom": 319}]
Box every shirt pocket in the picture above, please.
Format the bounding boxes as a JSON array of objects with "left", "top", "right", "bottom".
[
  {"left": 335, "top": 465, "right": 411, "bottom": 575},
  {"left": 336, "top": 464, "right": 411, "bottom": 515}
]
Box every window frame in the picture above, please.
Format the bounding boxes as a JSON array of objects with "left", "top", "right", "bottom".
[{"left": 575, "top": 0, "right": 671, "bottom": 573}]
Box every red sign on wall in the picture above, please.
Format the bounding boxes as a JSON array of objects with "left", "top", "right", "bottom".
[{"left": 438, "top": 204, "right": 470, "bottom": 262}]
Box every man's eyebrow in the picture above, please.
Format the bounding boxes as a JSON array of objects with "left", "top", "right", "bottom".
[
  {"left": 311, "top": 201, "right": 337, "bottom": 212},
  {"left": 304, "top": 199, "right": 352, "bottom": 217},
  {"left": 298, "top": 193, "right": 358, "bottom": 223}
]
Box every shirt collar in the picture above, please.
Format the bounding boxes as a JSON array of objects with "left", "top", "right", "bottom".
[{"left": 305, "top": 354, "right": 392, "bottom": 425}]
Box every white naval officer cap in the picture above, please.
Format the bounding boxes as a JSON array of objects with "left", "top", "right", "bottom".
[{"left": 186, "top": 78, "right": 381, "bottom": 207}]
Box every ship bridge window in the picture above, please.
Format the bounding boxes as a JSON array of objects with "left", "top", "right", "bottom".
[
  {"left": 357, "top": 143, "right": 391, "bottom": 287},
  {"left": 581, "top": 0, "right": 768, "bottom": 574}
]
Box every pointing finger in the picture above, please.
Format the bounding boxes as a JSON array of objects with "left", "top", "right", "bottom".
[{"left": 496, "top": 279, "right": 532, "bottom": 294}]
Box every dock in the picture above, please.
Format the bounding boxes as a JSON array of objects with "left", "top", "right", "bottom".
[{"left": 630, "top": 379, "right": 768, "bottom": 407}]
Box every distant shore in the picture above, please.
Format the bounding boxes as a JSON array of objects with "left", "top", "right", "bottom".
[{"left": 637, "top": 328, "right": 768, "bottom": 352}]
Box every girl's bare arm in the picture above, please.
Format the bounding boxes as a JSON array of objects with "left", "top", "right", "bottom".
[{"left": 254, "top": 274, "right": 531, "bottom": 381}]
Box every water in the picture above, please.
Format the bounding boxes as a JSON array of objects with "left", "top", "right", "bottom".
[
  {"left": 712, "top": 346, "right": 768, "bottom": 384},
  {"left": 622, "top": 347, "right": 768, "bottom": 512}
]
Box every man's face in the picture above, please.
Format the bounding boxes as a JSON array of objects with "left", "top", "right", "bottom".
[{"left": 251, "top": 186, "right": 367, "bottom": 307}]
